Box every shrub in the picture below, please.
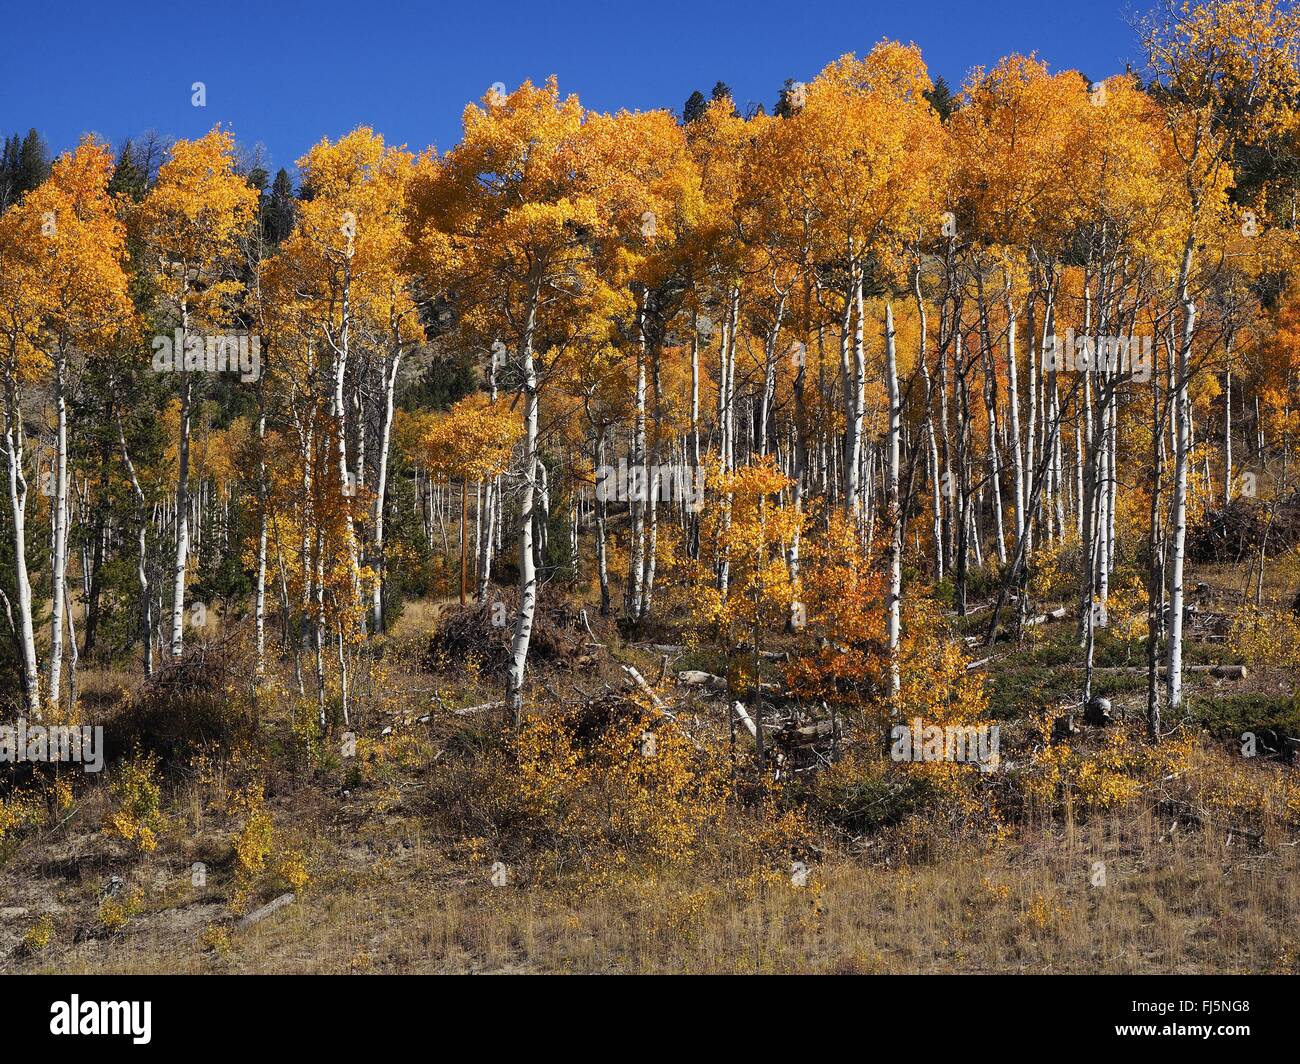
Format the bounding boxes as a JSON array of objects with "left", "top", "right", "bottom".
[{"left": 105, "top": 753, "right": 164, "bottom": 853}]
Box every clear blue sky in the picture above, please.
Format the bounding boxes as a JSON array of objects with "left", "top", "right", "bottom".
[{"left": 0, "top": 0, "right": 1145, "bottom": 176}]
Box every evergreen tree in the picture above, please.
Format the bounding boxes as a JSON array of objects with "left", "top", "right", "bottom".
[
  {"left": 683, "top": 89, "right": 708, "bottom": 124},
  {"left": 0, "top": 128, "right": 50, "bottom": 210},
  {"left": 775, "top": 77, "right": 799, "bottom": 118},
  {"left": 109, "top": 140, "right": 147, "bottom": 201},
  {"left": 263, "top": 167, "right": 297, "bottom": 244},
  {"left": 925, "top": 76, "right": 956, "bottom": 121}
]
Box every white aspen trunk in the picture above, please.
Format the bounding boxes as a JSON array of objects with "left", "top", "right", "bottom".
[
  {"left": 255, "top": 411, "right": 268, "bottom": 682},
  {"left": 477, "top": 478, "right": 496, "bottom": 602},
  {"left": 47, "top": 347, "right": 71, "bottom": 706},
  {"left": 1223, "top": 362, "right": 1233, "bottom": 505},
  {"left": 885, "top": 304, "right": 902, "bottom": 704},
  {"left": 331, "top": 277, "right": 362, "bottom": 624},
  {"left": 627, "top": 291, "right": 647, "bottom": 617},
  {"left": 688, "top": 318, "right": 701, "bottom": 558},
  {"left": 169, "top": 312, "right": 193, "bottom": 659},
  {"left": 1005, "top": 278, "right": 1025, "bottom": 552},
  {"left": 536, "top": 457, "right": 550, "bottom": 566},
  {"left": 507, "top": 290, "right": 541, "bottom": 722},
  {"left": 978, "top": 277, "right": 1007, "bottom": 565},
  {"left": 1166, "top": 238, "right": 1197, "bottom": 712},
  {"left": 717, "top": 287, "right": 739, "bottom": 596},
  {"left": 640, "top": 344, "right": 663, "bottom": 620},
  {"left": 371, "top": 346, "right": 402, "bottom": 633},
  {"left": 3, "top": 367, "right": 40, "bottom": 714},
  {"left": 850, "top": 266, "right": 866, "bottom": 516},
  {"left": 313, "top": 524, "right": 327, "bottom": 728},
  {"left": 595, "top": 427, "right": 611, "bottom": 614},
  {"left": 118, "top": 418, "right": 153, "bottom": 679},
  {"left": 838, "top": 267, "right": 857, "bottom": 510}
]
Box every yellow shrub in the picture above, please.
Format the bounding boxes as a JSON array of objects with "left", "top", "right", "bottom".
[
  {"left": 274, "top": 849, "right": 311, "bottom": 892},
  {"left": 1229, "top": 607, "right": 1300, "bottom": 669},
  {"left": 105, "top": 753, "right": 164, "bottom": 853},
  {"left": 22, "top": 914, "right": 54, "bottom": 953},
  {"left": 199, "top": 923, "right": 230, "bottom": 956},
  {"left": 510, "top": 704, "right": 728, "bottom": 868},
  {"left": 231, "top": 784, "right": 273, "bottom": 876},
  {"left": 228, "top": 783, "right": 310, "bottom": 911},
  {"left": 0, "top": 789, "right": 42, "bottom": 843},
  {"left": 1024, "top": 717, "right": 1196, "bottom": 814},
  {"left": 99, "top": 889, "right": 143, "bottom": 934}
]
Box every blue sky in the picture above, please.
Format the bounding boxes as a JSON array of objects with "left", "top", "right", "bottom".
[{"left": 0, "top": 0, "right": 1145, "bottom": 176}]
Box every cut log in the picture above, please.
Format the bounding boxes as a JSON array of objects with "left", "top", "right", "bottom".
[
  {"left": 1025, "top": 606, "right": 1068, "bottom": 628},
  {"left": 777, "top": 720, "right": 838, "bottom": 746},
  {"left": 622, "top": 664, "right": 669, "bottom": 711},
  {"left": 452, "top": 700, "right": 506, "bottom": 716},
  {"left": 1191, "top": 664, "right": 1248, "bottom": 679},
  {"left": 732, "top": 701, "right": 758, "bottom": 739},
  {"left": 236, "top": 892, "right": 295, "bottom": 930},
  {"left": 732, "top": 643, "right": 788, "bottom": 660},
  {"left": 1094, "top": 664, "right": 1247, "bottom": 679},
  {"left": 621, "top": 665, "right": 705, "bottom": 752},
  {"left": 677, "top": 669, "right": 726, "bottom": 689}
]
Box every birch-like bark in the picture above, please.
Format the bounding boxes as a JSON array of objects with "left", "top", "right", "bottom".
[
  {"left": 507, "top": 283, "right": 541, "bottom": 722},
  {"left": 371, "top": 337, "right": 403, "bottom": 632},
  {"left": 1166, "top": 236, "right": 1197, "bottom": 711},
  {"left": 47, "top": 346, "right": 71, "bottom": 705},
  {"left": 1004, "top": 274, "right": 1025, "bottom": 552},
  {"left": 118, "top": 416, "right": 153, "bottom": 679},
  {"left": 2, "top": 364, "right": 39, "bottom": 713},
  {"left": 884, "top": 304, "right": 902, "bottom": 704}
]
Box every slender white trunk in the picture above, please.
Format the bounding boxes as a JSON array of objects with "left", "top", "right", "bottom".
[
  {"left": 170, "top": 332, "right": 192, "bottom": 658},
  {"left": 372, "top": 347, "right": 403, "bottom": 632},
  {"left": 47, "top": 348, "right": 71, "bottom": 706},
  {"left": 1166, "top": 239, "right": 1196, "bottom": 712},
  {"left": 1005, "top": 278, "right": 1025, "bottom": 551},
  {"left": 3, "top": 366, "right": 40, "bottom": 713},
  {"left": 1223, "top": 362, "right": 1233, "bottom": 505},
  {"left": 507, "top": 289, "right": 541, "bottom": 721},
  {"left": 885, "top": 304, "right": 902, "bottom": 704}
]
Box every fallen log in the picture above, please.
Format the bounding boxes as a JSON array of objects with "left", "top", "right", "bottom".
[
  {"left": 451, "top": 700, "right": 507, "bottom": 716},
  {"left": 677, "top": 670, "right": 726, "bottom": 689},
  {"left": 1094, "top": 664, "right": 1247, "bottom": 679},
  {"left": 622, "top": 664, "right": 669, "bottom": 711},
  {"left": 732, "top": 701, "right": 758, "bottom": 740},
  {"left": 777, "top": 720, "right": 838, "bottom": 746},
  {"left": 621, "top": 666, "right": 707, "bottom": 752},
  {"left": 1025, "top": 606, "right": 1068, "bottom": 628},
  {"left": 236, "top": 892, "right": 295, "bottom": 930},
  {"left": 731, "top": 643, "right": 789, "bottom": 660}
]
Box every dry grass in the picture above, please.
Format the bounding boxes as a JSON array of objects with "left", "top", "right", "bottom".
[
  {"left": 4, "top": 564, "right": 1299, "bottom": 976},
  {"left": 19, "top": 810, "right": 1300, "bottom": 975},
  {"left": 8, "top": 715, "right": 1299, "bottom": 975}
]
